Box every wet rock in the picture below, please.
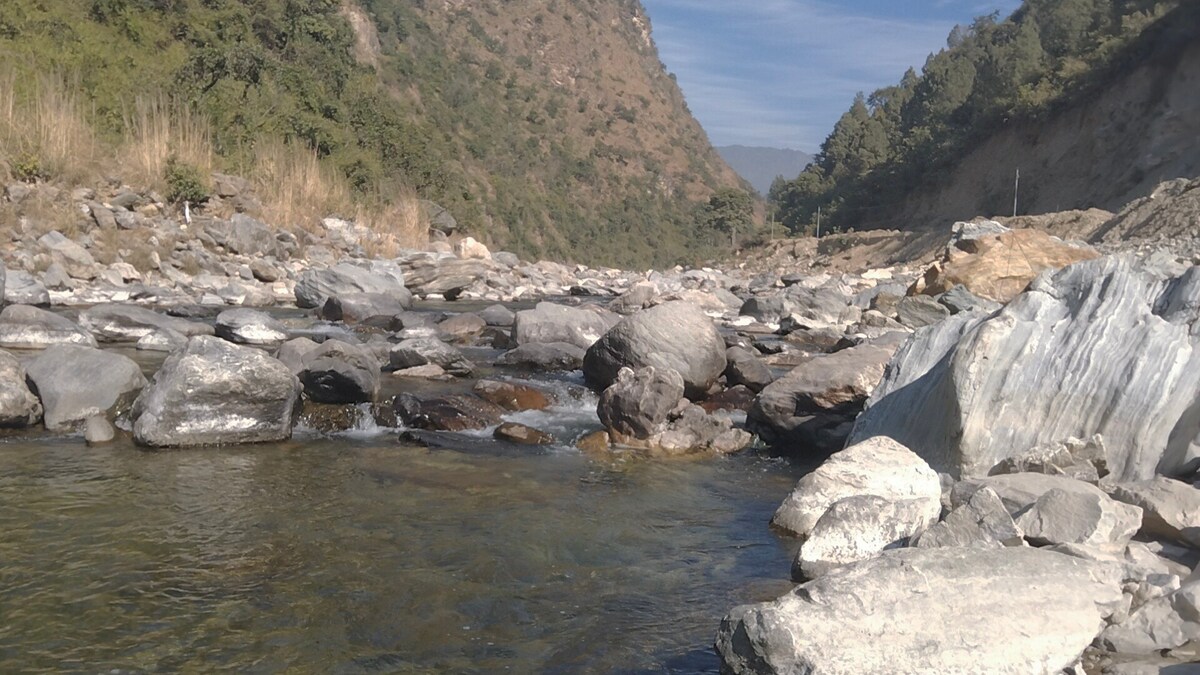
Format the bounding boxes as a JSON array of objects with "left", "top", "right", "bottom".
[
  {"left": 473, "top": 380, "right": 552, "bottom": 411},
  {"left": 1109, "top": 477, "right": 1200, "bottom": 548},
  {"left": 317, "top": 292, "right": 411, "bottom": 324},
  {"left": 214, "top": 308, "right": 288, "bottom": 346},
  {"left": 132, "top": 335, "right": 303, "bottom": 446},
  {"left": 496, "top": 342, "right": 585, "bottom": 371},
  {"left": 494, "top": 422, "right": 553, "bottom": 445},
  {"left": 0, "top": 305, "right": 97, "bottom": 349},
  {"left": 512, "top": 301, "right": 617, "bottom": 350},
  {"left": 26, "top": 345, "right": 147, "bottom": 431},
  {"left": 299, "top": 401, "right": 371, "bottom": 433},
  {"left": 576, "top": 430, "right": 610, "bottom": 454},
  {"left": 795, "top": 494, "right": 940, "bottom": 579},
  {"left": 850, "top": 256, "right": 1200, "bottom": 481},
  {"left": 78, "top": 304, "right": 212, "bottom": 342},
  {"left": 597, "top": 366, "right": 684, "bottom": 439},
  {"left": 83, "top": 415, "right": 115, "bottom": 445},
  {"left": 748, "top": 332, "right": 906, "bottom": 452},
  {"left": 392, "top": 393, "right": 504, "bottom": 432},
  {"left": 716, "top": 547, "right": 1124, "bottom": 675},
  {"left": 388, "top": 337, "right": 473, "bottom": 377},
  {"left": 391, "top": 364, "right": 449, "bottom": 379},
  {"left": 772, "top": 436, "right": 942, "bottom": 537},
  {"left": 914, "top": 486, "right": 1025, "bottom": 549},
  {"left": 0, "top": 349, "right": 42, "bottom": 426},
  {"left": 298, "top": 341, "right": 380, "bottom": 404},
  {"left": 294, "top": 262, "right": 410, "bottom": 309},
  {"left": 4, "top": 271, "right": 50, "bottom": 306},
  {"left": 1015, "top": 487, "right": 1142, "bottom": 550},
  {"left": 699, "top": 385, "right": 756, "bottom": 413},
  {"left": 438, "top": 313, "right": 486, "bottom": 342},
  {"left": 479, "top": 304, "right": 515, "bottom": 327},
  {"left": 584, "top": 301, "right": 726, "bottom": 399}
]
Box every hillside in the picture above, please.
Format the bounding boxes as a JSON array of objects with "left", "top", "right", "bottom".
[
  {"left": 0, "top": 0, "right": 742, "bottom": 267},
  {"left": 770, "top": 0, "right": 1195, "bottom": 236},
  {"left": 716, "top": 146, "right": 812, "bottom": 196}
]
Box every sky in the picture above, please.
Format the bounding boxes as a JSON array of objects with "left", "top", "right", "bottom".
[{"left": 640, "top": 0, "right": 1023, "bottom": 153}]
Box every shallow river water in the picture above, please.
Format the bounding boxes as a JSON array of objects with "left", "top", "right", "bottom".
[{"left": 0, "top": 425, "right": 804, "bottom": 673}]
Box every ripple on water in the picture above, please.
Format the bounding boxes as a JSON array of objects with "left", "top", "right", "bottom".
[{"left": 0, "top": 433, "right": 804, "bottom": 673}]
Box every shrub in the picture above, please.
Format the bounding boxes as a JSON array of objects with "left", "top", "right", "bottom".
[{"left": 163, "top": 156, "right": 209, "bottom": 205}]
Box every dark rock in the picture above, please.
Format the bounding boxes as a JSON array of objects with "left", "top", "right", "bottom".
[
  {"left": 496, "top": 342, "right": 585, "bottom": 371},
  {"left": 724, "top": 346, "right": 774, "bottom": 393},
  {"left": 299, "top": 401, "right": 372, "bottom": 433},
  {"left": 597, "top": 366, "right": 684, "bottom": 438},
  {"left": 700, "top": 385, "right": 756, "bottom": 413},
  {"left": 132, "top": 335, "right": 303, "bottom": 446},
  {"left": 583, "top": 301, "right": 726, "bottom": 399},
  {"left": 494, "top": 422, "right": 554, "bottom": 445},
  {"left": 392, "top": 393, "right": 504, "bottom": 432},
  {"left": 473, "top": 379, "right": 552, "bottom": 411},
  {"left": 298, "top": 341, "right": 380, "bottom": 404}
]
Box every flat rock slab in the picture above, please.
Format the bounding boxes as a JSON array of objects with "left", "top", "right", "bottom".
[{"left": 716, "top": 547, "right": 1124, "bottom": 675}]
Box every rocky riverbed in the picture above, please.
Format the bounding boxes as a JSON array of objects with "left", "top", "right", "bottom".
[{"left": 4, "top": 175, "right": 1200, "bottom": 672}]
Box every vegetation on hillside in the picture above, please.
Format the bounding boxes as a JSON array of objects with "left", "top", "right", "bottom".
[
  {"left": 769, "top": 0, "right": 1184, "bottom": 235},
  {"left": 0, "top": 0, "right": 742, "bottom": 267}
]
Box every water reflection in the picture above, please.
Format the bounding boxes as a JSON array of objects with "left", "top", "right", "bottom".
[{"left": 0, "top": 436, "right": 802, "bottom": 673}]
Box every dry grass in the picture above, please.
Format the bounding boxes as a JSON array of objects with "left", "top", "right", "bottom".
[
  {"left": 122, "top": 94, "right": 213, "bottom": 190},
  {"left": 0, "top": 69, "right": 102, "bottom": 184}
]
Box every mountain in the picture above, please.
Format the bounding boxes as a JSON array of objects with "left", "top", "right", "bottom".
[
  {"left": 716, "top": 146, "right": 812, "bottom": 196},
  {"left": 0, "top": 0, "right": 743, "bottom": 267},
  {"left": 771, "top": 0, "right": 1195, "bottom": 236}
]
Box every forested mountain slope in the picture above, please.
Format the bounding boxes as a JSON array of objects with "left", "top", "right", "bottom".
[
  {"left": 0, "top": 0, "right": 743, "bottom": 266},
  {"left": 770, "top": 0, "right": 1196, "bottom": 235}
]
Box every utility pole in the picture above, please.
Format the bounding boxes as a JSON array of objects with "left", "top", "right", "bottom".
[
  {"left": 1013, "top": 168, "right": 1020, "bottom": 217},
  {"left": 816, "top": 205, "right": 821, "bottom": 239}
]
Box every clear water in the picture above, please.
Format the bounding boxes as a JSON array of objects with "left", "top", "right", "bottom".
[{"left": 0, "top": 432, "right": 803, "bottom": 673}]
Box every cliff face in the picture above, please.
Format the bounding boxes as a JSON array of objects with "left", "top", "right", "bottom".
[{"left": 893, "top": 22, "right": 1199, "bottom": 231}]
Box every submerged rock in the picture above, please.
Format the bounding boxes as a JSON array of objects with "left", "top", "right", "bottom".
[
  {"left": 494, "top": 422, "right": 554, "bottom": 445},
  {"left": 132, "top": 336, "right": 302, "bottom": 447},
  {"left": 716, "top": 547, "right": 1124, "bottom": 675}
]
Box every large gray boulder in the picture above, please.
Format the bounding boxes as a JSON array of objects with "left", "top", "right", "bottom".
[
  {"left": 748, "top": 332, "right": 906, "bottom": 452},
  {"left": 914, "top": 486, "right": 1024, "bottom": 549},
  {"left": 495, "top": 342, "right": 585, "bottom": 371},
  {"left": 849, "top": 257, "right": 1200, "bottom": 481},
  {"left": 795, "top": 494, "right": 939, "bottom": 579},
  {"left": 214, "top": 308, "right": 288, "bottom": 346},
  {"left": 1015, "top": 487, "right": 1142, "bottom": 550},
  {"left": 716, "top": 547, "right": 1124, "bottom": 675},
  {"left": 297, "top": 341, "right": 380, "bottom": 404},
  {"left": 204, "top": 213, "right": 280, "bottom": 257},
  {"left": 512, "top": 302, "right": 617, "bottom": 350},
  {"left": 132, "top": 336, "right": 302, "bottom": 447},
  {"left": 1109, "top": 477, "right": 1200, "bottom": 548},
  {"left": 0, "top": 349, "right": 42, "bottom": 426},
  {"left": 771, "top": 436, "right": 942, "bottom": 537},
  {"left": 4, "top": 271, "right": 49, "bottom": 306},
  {"left": 38, "top": 231, "right": 97, "bottom": 279},
  {"left": 26, "top": 345, "right": 147, "bottom": 431},
  {"left": 583, "top": 301, "right": 726, "bottom": 399},
  {"left": 0, "top": 305, "right": 97, "bottom": 349},
  {"left": 1100, "top": 581, "right": 1200, "bottom": 655},
  {"left": 78, "top": 304, "right": 212, "bottom": 342},
  {"left": 388, "top": 337, "right": 473, "bottom": 376},
  {"left": 317, "top": 292, "right": 411, "bottom": 325},
  {"left": 294, "top": 263, "right": 410, "bottom": 309},
  {"left": 596, "top": 366, "right": 684, "bottom": 439}
]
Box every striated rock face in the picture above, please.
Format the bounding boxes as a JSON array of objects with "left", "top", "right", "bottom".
[
  {"left": 583, "top": 301, "right": 726, "bottom": 399},
  {"left": 851, "top": 256, "right": 1200, "bottom": 481},
  {"left": 716, "top": 547, "right": 1125, "bottom": 675},
  {"left": 132, "top": 336, "right": 302, "bottom": 447}
]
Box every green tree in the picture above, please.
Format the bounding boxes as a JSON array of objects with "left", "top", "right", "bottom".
[{"left": 702, "top": 187, "right": 753, "bottom": 248}]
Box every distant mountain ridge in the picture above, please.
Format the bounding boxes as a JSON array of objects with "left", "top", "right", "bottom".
[{"left": 716, "top": 146, "right": 813, "bottom": 196}]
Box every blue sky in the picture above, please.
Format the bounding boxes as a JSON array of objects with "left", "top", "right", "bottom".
[{"left": 640, "top": 0, "right": 1023, "bottom": 152}]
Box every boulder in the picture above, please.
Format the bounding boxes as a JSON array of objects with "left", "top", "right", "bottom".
[
  {"left": 716, "top": 547, "right": 1124, "bottom": 674},
  {"left": 1015, "top": 487, "right": 1142, "bottom": 550},
  {"left": 26, "top": 345, "right": 147, "bottom": 431},
  {"left": 795, "top": 494, "right": 939, "bottom": 579},
  {"left": 512, "top": 302, "right": 617, "bottom": 350},
  {"left": 583, "top": 301, "right": 726, "bottom": 399},
  {"left": 83, "top": 415, "right": 115, "bottom": 445},
  {"left": 136, "top": 328, "right": 188, "bottom": 352},
  {"left": 204, "top": 214, "right": 279, "bottom": 257},
  {"left": 938, "top": 285, "right": 1002, "bottom": 315},
  {"left": 0, "top": 349, "right": 42, "bottom": 426},
  {"left": 214, "top": 308, "right": 289, "bottom": 346},
  {"left": 723, "top": 347, "right": 773, "bottom": 393},
  {"left": 397, "top": 253, "right": 489, "bottom": 298},
  {"left": 438, "top": 313, "right": 486, "bottom": 341},
  {"left": 473, "top": 380, "right": 552, "bottom": 411},
  {"left": 297, "top": 341, "right": 380, "bottom": 404},
  {"left": 294, "top": 263, "right": 410, "bottom": 309},
  {"left": 850, "top": 256, "right": 1200, "bottom": 481},
  {"left": 748, "top": 333, "right": 905, "bottom": 451},
  {"left": 388, "top": 337, "right": 473, "bottom": 376},
  {"left": 454, "top": 236, "right": 491, "bottom": 260},
  {"left": 393, "top": 393, "right": 504, "bottom": 432},
  {"left": 38, "top": 231, "right": 96, "bottom": 279},
  {"left": 1100, "top": 581, "right": 1200, "bottom": 655},
  {"left": 494, "top": 422, "right": 553, "bottom": 445},
  {"left": 496, "top": 342, "right": 585, "bottom": 371},
  {"left": 275, "top": 337, "right": 321, "bottom": 374},
  {"left": 78, "top": 304, "right": 212, "bottom": 342},
  {"left": 132, "top": 336, "right": 302, "bottom": 446},
  {"left": 914, "top": 224, "right": 1100, "bottom": 302},
  {"left": 317, "top": 292, "right": 411, "bottom": 325},
  {"left": 771, "top": 436, "right": 942, "bottom": 537},
  {"left": 914, "top": 486, "right": 1025, "bottom": 549},
  {"left": 5, "top": 271, "right": 50, "bottom": 306},
  {"left": 895, "top": 294, "right": 950, "bottom": 328},
  {"left": 597, "top": 366, "right": 684, "bottom": 438},
  {"left": 479, "top": 304, "right": 515, "bottom": 327},
  {"left": 0, "top": 305, "right": 97, "bottom": 349},
  {"left": 1109, "top": 477, "right": 1200, "bottom": 548}
]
